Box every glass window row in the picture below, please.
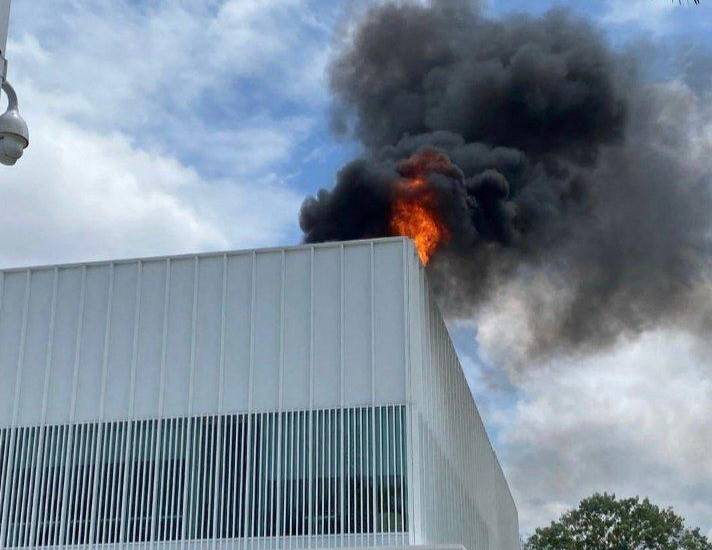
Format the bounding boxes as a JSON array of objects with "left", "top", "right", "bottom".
[{"left": 0, "top": 405, "right": 408, "bottom": 547}]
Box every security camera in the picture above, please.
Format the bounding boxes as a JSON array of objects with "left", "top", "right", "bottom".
[{"left": 0, "top": 80, "right": 28, "bottom": 166}]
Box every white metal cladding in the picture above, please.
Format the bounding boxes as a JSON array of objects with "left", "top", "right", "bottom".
[
  {"left": 404, "top": 246, "right": 520, "bottom": 550},
  {"left": 0, "top": 239, "right": 408, "bottom": 426},
  {"left": 0, "top": 237, "right": 518, "bottom": 550}
]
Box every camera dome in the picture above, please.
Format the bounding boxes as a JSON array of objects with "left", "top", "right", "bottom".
[{"left": 0, "top": 80, "right": 29, "bottom": 166}]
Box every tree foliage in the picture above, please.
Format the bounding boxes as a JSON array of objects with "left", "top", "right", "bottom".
[{"left": 525, "top": 493, "right": 712, "bottom": 550}]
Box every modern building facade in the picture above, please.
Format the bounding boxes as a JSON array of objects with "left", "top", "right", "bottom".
[{"left": 0, "top": 237, "right": 519, "bottom": 550}]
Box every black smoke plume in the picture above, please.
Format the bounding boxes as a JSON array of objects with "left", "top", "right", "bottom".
[{"left": 299, "top": 1, "right": 712, "bottom": 365}]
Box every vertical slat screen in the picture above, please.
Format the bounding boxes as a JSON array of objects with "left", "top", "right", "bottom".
[
  {"left": 411, "top": 276, "right": 520, "bottom": 550},
  {"left": 0, "top": 405, "right": 406, "bottom": 548}
]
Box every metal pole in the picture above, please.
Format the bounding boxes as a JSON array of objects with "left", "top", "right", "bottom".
[{"left": 0, "top": 0, "right": 10, "bottom": 84}]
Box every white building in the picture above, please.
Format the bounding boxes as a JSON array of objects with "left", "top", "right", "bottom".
[{"left": 0, "top": 237, "right": 519, "bottom": 550}]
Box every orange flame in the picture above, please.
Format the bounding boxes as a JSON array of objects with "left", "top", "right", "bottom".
[{"left": 390, "top": 176, "right": 450, "bottom": 264}]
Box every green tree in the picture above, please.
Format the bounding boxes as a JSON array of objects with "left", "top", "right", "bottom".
[{"left": 524, "top": 493, "right": 712, "bottom": 550}]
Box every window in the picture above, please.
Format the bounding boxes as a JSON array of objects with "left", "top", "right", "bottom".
[{"left": 0, "top": 405, "right": 407, "bottom": 547}]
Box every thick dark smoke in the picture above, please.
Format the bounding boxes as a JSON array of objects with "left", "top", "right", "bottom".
[{"left": 299, "top": 1, "right": 712, "bottom": 365}]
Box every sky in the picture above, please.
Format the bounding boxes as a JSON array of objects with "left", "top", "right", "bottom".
[{"left": 2, "top": 0, "right": 712, "bottom": 539}]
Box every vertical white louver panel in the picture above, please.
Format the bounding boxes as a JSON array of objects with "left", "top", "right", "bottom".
[
  {"left": 38, "top": 428, "right": 50, "bottom": 546},
  {"left": 344, "top": 409, "right": 350, "bottom": 542},
  {"left": 65, "top": 423, "right": 78, "bottom": 546},
  {"left": 106, "top": 422, "right": 118, "bottom": 545},
  {"left": 338, "top": 246, "right": 345, "bottom": 549},
  {"left": 48, "top": 425, "right": 58, "bottom": 547},
  {"left": 19, "top": 427, "right": 32, "bottom": 548},
  {"left": 16, "top": 407, "right": 410, "bottom": 548},
  {"left": 0, "top": 430, "right": 8, "bottom": 545},
  {"left": 0, "top": 405, "right": 410, "bottom": 548},
  {"left": 30, "top": 425, "right": 46, "bottom": 547},
  {"left": 128, "top": 421, "right": 139, "bottom": 545},
  {"left": 236, "top": 416, "right": 245, "bottom": 543},
  {"left": 407, "top": 252, "right": 521, "bottom": 550},
  {"left": 7, "top": 427, "right": 18, "bottom": 549},
  {"left": 268, "top": 412, "right": 273, "bottom": 545},
  {"left": 121, "top": 422, "right": 134, "bottom": 546}
]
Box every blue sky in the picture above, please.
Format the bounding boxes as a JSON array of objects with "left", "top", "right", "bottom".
[{"left": 2, "top": 0, "right": 712, "bottom": 537}]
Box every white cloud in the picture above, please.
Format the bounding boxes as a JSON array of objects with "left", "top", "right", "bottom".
[
  {"left": 179, "top": 116, "right": 315, "bottom": 178},
  {"left": 9, "top": 0, "right": 333, "bottom": 132},
  {"left": 208, "top": 0, "right": 333, "bottom": 103},
  {"left": 600, "top": 0, "right": 677, "bottom": 34},
  {"left": 0, "top": 0, "right": 331, "bottom": 268},
  {"left": 0, "top": 83, "right": 303, "bottom": 268},
  {"left": 0, "top": 0, "right": 327, "bottom": 269},
  {"left": 3, "top": 0, "right": 333, "bottom": 212},
  {"left": 478, "top": 329, "right": 712, "bottom": 536}
]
